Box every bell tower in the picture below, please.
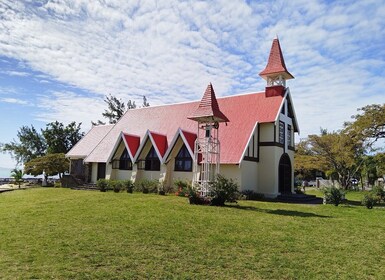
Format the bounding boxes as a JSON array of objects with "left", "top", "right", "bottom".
[
  {"left": 188, "top": 83, "right": 229, "bottom": 196},
  {"left": 259, "top": 37, "right": 294, "bottom": 97}
]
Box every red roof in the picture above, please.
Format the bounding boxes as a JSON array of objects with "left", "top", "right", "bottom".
[
  {"left": 188, "top": 83, "right": 229, "bottom": 123},
  {"left": 84, "top": 91, "right": 287, "bottom": 164},
  {"left": 259, "top": 38, "right": 294, "bottom": 80},
  {"left": 180, "top": 130, "right": 196, "bottom": 153},
  {"left": 122, "top": 133, "right": 140, "bottom": 159},
  {"left": 149, "top": 131, "right": 168, "bottom": 158}
]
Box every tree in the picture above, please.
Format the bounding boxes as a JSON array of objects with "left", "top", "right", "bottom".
[
  {"left": 344, "top": 104, "right": 385, "bottom": 149},
  {"left": 1, "top": 122, "right": 83, "bottom": 165},
  {"left": 10, "top": 168, "right": 23, "bottom": 189},
  {"left": 305, "top": 130, "right": 365, "bottom": 189},
  {"left": 294, "top": 140, "right": 326, "bottom": 181},
  {"left": 42, "top": 121, "right": 84, "bottom": 154},
  {"left": 93, "top": 94, "right": 149, "bottom": 125},
  {"left": 24, "top": 153, "right": 69, "bottom": 179},
  {"left": 0, "top": 125, "right": 46, "bottom": 164},
  {"left": 142, "top": 96, "right": 149, "bottom": 107}
]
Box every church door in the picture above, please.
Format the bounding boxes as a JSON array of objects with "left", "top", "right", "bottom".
[{"left": 279, "top": 154, "right": 292, "bottom": 193}]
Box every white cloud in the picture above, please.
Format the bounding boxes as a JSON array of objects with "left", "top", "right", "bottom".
[
  {"left": 0, "top": 0, "right": 384, "bottom": 140},
  {"left": 0, "top": 97, "right": 29, "bottom": 105}
]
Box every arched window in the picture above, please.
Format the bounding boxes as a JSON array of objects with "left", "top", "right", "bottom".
[
  {"left": 145, "top": 147, "right": 160, "bottom": 171},
  {"left": 119, "top": 148, "right": 132, "bottom": 170},
  {"left": 174, "top": 145, "right": 192, "bottom": 172}
]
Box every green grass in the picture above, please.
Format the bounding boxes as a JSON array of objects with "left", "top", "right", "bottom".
[{"left": 1, "top": 188, "right": 385, "bottom": 279}]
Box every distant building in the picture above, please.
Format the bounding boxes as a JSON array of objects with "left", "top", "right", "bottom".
[{"left": 66, "top": 38, "right": 299, "bottom": 197}]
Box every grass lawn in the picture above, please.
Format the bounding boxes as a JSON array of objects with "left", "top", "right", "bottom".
[{"left": 1, "top": 188, "right": 385, "bottom": 279}]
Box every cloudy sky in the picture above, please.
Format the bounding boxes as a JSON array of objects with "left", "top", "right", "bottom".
[{"left": 0, "top": 0, "right": 384, "bottom": 168}]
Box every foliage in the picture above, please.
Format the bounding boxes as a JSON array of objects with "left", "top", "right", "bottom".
[
  {"left": 123, "top": 180, "right": 134, "bottom": 193},
  {"left": 371, "top": 185, "right": 385, "bottom": 203},
  {"left": 187, "top": 187, "right": 210, "bottom": 205},
  {"left": 112, "top": 180, "right": 124, "bottom": 193},
  {"left": 42, "top": 121, "right": 84, "bottom": 154},
  {"left": 174, "top": 179, "right": 191, "bottom": 197},
  {"left": 93, "top": 94, "right": 150, "bottom": 125},
  {"left": 305, "top": 129, "right": 364, "bottom": 189},
  {"left": 24, "top": 153, "right": 69, "bottom": 179},
  {"left": 344, "top": 104, "right": 385, "bottom": 149},
  {"left": 1, "top": 125, "right": 46, "bottom": 164},
  {"left": 134, "top": 179, "right": 159, "bottom": 194},
  {"left": 1, "top": 122, "right": 83, "bottom": 165},
  {"left": 209, "top": 174, "right": 239, "bottom": 206},
  {"left": 96, "top": 179, "right": 109, "bottom": 192},
  {"left": 361, "top": 193, "right": 377, "bottom": 209},
  {"left": 240, "top": 190, "right": 265, "bottom": 200},
  {"left": 10, "top": 169, "right": 23, "bottom": 189},
  {"left": 323, "top": 187, "right": 344, "bottom": 206}
]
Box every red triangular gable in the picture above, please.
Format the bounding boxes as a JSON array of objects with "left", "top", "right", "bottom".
[
  {"left": 180, "top": 129, "right": 196, "bottom": 153},
  {"left": 122, "top": 133, "right": 140, "bottom": 159},
  {"left": 259, "top": 38, "right": 294, "bottom": 80},
  {"left": 188, "top": 83, "right": 229, "bottom": 123},
  {"left": 149, "top": 131, "right": 168, "bottom": 158}
]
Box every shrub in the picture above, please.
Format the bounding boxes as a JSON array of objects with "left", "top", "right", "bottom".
[
  {"left": 294, "top": 185, "right": 304, "bottom": 194},
  {"left": 174, "top": 180, "right": 191, "bottom": 197},
  {"left": 323, "top": 187, "right": 344, "bottom": 206},
  {"left": 362, "top": 193, "right": 376, "bottom": 209},
  {"left": 240, "top": 190, "right": 264, "bottom": 201},
  {"left": 135, "top": 179, "right": 159, "bottom": 194},
  {"left": 112, "top": 180, "right": 124, "bottom": 193},
  {"left": 97, "top": 179, "right": 109, "bottom": 192},
  {"left": 371, "top": 185, "right": 385, "bottom": 203},
  {"left": 123, "top": 180, "right": 134, "bottom": 193},
  {"left": 187, "top": 187, "right": 210, "bottom": 205},
  {"left": 209, "top": 175, "right": 239, "bottom": 206}
]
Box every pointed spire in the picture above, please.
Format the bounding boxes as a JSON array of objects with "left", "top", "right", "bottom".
[
  {"left": 259, "top": 37, "right": 294, "bottom": 80},
  {"left": 188, "top": 83, "right": 229, "bottom": 123}
]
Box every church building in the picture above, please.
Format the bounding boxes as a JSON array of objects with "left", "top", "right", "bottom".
[{"left": 66, "top": 38, "right": 299, "bottom": 197}]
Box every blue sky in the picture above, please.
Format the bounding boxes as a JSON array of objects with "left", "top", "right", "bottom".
[{"left": 0, "top": 0, "right": 384, "bottom": 168}]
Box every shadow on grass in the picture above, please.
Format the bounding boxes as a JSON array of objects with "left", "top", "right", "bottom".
[{"left": 225, "top": 205, "right": 331, "bottom": 218}]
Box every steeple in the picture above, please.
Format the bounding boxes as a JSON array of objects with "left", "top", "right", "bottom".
[
  {"left": 259, "top": 37, "right": 294, "bottom": 90},
  {"left": 188, "top": 83, "right": 229, "bottom": 197},
  {"left": 188, "top": 83, "right": 229, "bottom": 123}
]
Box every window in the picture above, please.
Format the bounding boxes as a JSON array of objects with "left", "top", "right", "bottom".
[
  {"left": 119, "top": 148, "right": 132, "bottom": 170},
  {"left": 287, "top": 125, "right": 292, "bottom": 147},
  {"left": 145, "top": 147, "right": 160, "bottom": 171},
  {"left": 174, "top": 145, "right": 192, "bottom": 172},
  {"left": 279, "top": 121, "right": 285, "bottom": 145}
]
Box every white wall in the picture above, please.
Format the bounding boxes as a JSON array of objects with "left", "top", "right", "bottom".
[
  {"left": 240, "top": 161, "right": 258, "bottom": 192},
  {"left": 91, "top": 162, "right": 98, "bottom": 183}
]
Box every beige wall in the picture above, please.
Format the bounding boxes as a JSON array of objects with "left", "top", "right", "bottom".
[
  {"left": 220, "top": 164, "right": 241, "bottom": 187},
  {"left": 91, "top": 162, "right": 98, "bottom": 183},
  {"left": 259, "top": 123, "right": 274, "bottom": 142},
  {"left": 240, "top": 161, "right": 258, "bottom": 192},
  {"left": 257, "top": 146, "right": 280, "bottom": 197}
]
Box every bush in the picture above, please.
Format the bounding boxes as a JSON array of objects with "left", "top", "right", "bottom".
[
  {"left": 187, "top": 187, "right": 210, "bottom": 205},
  {"left": 97, "top": 179, "right": 109, "bottom": 192},
  {"left": 123, "top": 180, "right": 134, "bottom": 193},
  {"left": 135, "top": 179, "right": 159, "bottom": 194},
  {"left": 362, "top": 193, "right": 376, "bottom": 209},
  {"left": 323, "top": 187, "right": 344, "bottom": 206},
  {"left": 209, "top": 175, "right": 239, "bottom": 206},
  {"left": 112, "top": 180, "right": 124, "bottom": 193},
  {"left": 240, "top": 190, "right": 264, "bottom": 201},
  {"left": 371, "top": 185, "right": 385, "bottom": 203},
  {"left": 174, "top": 180, "right": 191, "bottom": 197}
]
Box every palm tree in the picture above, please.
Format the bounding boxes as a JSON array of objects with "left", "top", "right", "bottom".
[{"left": 11, "top": 169, "right": 23, "bottom": 189}]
